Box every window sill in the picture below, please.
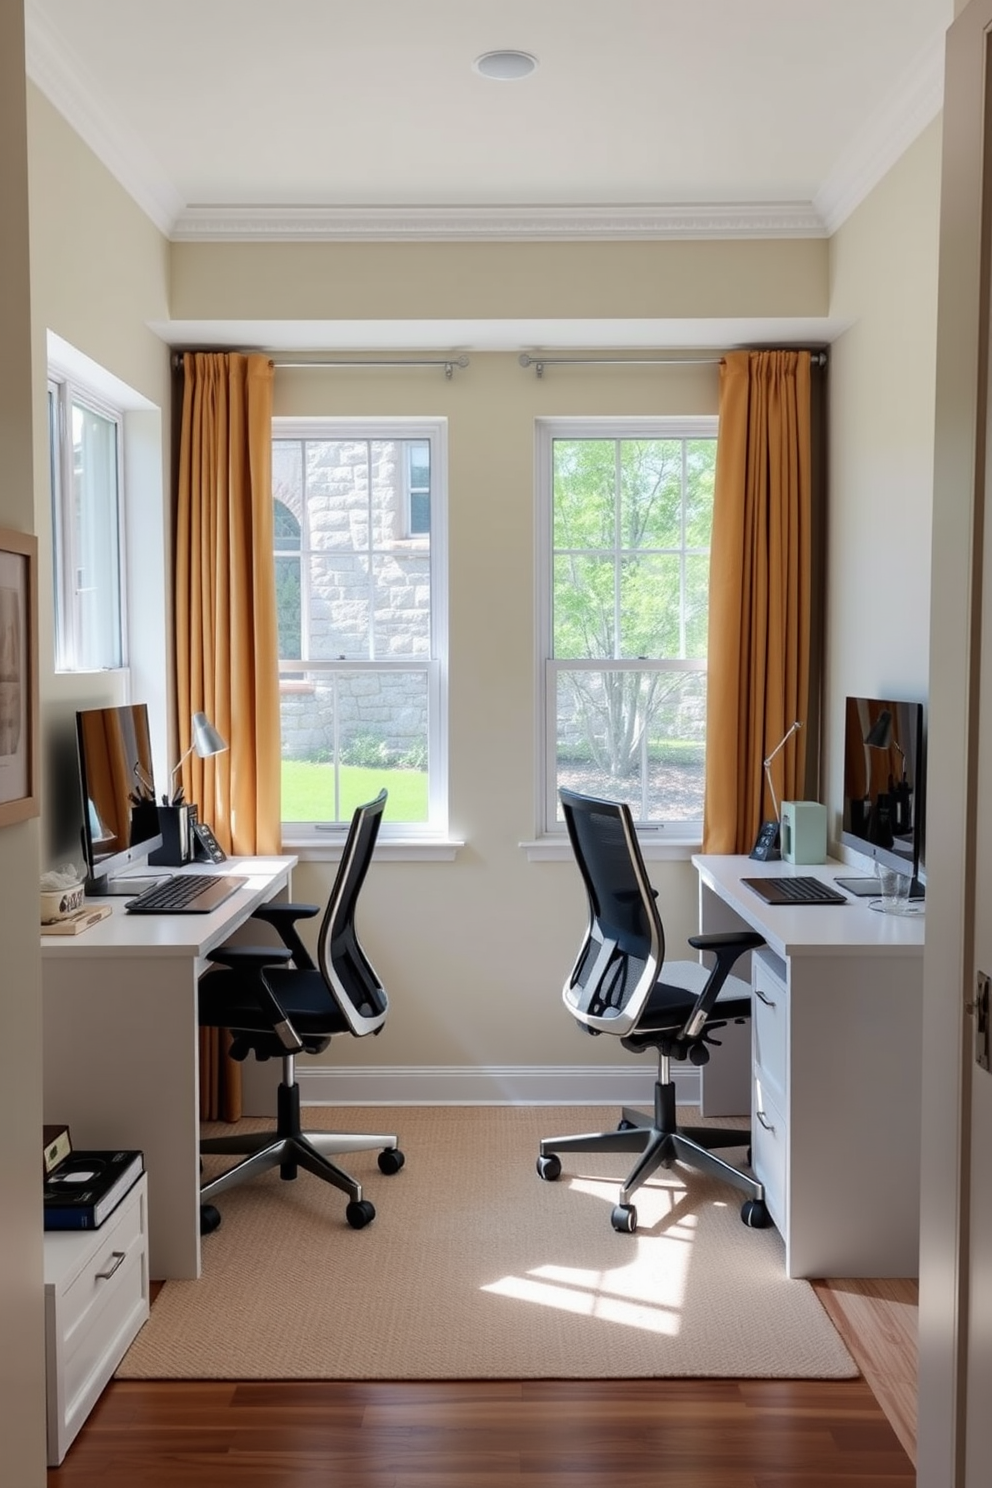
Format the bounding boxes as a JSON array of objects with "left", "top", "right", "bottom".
[
  {"left": 283, "top": 833, "right": 464, "bottom": 863},
  {"left": 521, "top": 834, "right": 702, "bottom": 863}
]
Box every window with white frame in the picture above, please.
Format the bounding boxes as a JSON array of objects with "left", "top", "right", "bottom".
[
  {"left": 48, "top": 375, "right": 125, "bottom": 672},
  {"left": 537, "top": 418, "right": 717, "bottom": 835},
  {"left": 272, "top": 418, "right": 447, "bottom": 838}
]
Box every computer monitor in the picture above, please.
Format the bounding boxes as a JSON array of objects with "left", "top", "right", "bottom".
[
  {"left": 840, "top": 695, "right": 926, "bottom": 894},
  {"left": 76, "top": 702, "right": 163, "bottom": 894}
]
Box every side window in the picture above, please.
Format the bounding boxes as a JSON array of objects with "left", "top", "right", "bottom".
[
  {"left": 48, "top": 375, "right": 125, "bottom": 672},
  {"left": 272, "top": 419, "right": 447, "bottom": 839},
  {"left": 538, "top": 418, "right": 717, "bottom": 834}
]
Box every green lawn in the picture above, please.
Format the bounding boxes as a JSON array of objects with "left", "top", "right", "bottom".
[{"left": 281, "top": 759, "right": 428, "bottom": 823}]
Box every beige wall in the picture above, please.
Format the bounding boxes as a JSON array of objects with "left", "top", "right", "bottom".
[
  {"left": 27, "top": 84, "right": 173, "bottom": 868},
  {"left": 0, "top": 5, "right": 47, "bottom": 1483},
  {"left": 172, "top": 237, "right": 828, "bottom": 323},
  {"left": 28, "top": 88, "right": 171, "bottom": 392},
  {"left": 824, "top": 118, "right": 942, "bottom": 852}
]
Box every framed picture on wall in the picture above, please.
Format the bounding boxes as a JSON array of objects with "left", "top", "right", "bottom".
[{"left": 0, "top": 526, "right": 39, "bottom": 827}]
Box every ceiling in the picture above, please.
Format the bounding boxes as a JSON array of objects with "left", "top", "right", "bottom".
[{"left": 24, "top": 0, "right": 954, "bottom": 350}]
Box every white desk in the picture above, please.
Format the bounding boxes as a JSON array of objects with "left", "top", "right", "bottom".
[
  {"left": 693, "top": 855, "right": 924, "bottom": 1279},
  {"left": 41, "top": 856, "right": 296, "bottom": 1280}
]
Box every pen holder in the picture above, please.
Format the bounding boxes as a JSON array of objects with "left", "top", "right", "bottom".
[{"left": 148, "top": 805, "right": 193, "bottom": 866}]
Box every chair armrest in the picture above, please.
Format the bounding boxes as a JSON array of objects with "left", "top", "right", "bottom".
[
  {"left": 686, "top": 930, "right": 766, "bottom": 955},
  {"left": 249, "top": 902, "right": 321, "bottom": 971},
  {"left": 202, "top": 944, "right": 302, "bottom": 1052},
  {"left": 206, "top": 944, "right": 294, "bottom": 970},
  {"left": 252, "top": 902, "right": 320, "bottom": 924},
  {"left": 682, "top": 930, "right": 765, "bottom": 1038}
]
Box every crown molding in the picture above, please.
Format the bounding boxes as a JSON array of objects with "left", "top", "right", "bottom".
[
  {"left": 24, "top": 0, "right": 183, "bottom": 236},
  {"left": 25, "top": 0, "right": 945, "bottom": 247},
  {"left": 814, "top": 27, "right": 946, "bottom": 235},
  {"left": 169, "top": 201, "right": 826, "bottom": 242}
]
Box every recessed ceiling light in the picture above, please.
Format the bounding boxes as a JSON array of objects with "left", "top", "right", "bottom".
[{"left": 474, "top": 50, "right": 538, "bottom": 82}]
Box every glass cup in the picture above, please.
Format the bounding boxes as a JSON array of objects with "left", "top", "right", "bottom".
[{"left": 876, "top": 865, "right": 912, "bottom": 914}]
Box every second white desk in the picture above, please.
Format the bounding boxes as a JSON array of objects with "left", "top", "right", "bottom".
[{"left": 693, "top": 855, "right": 924, "bottom": 1279}]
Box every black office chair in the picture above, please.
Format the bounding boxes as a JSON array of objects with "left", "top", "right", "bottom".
[
  {"left": 538, "top": 788, "right": 770, "bottom": 1234},
  {"left": 198, "top": 790, "right": 403, "bottom": 1232}
]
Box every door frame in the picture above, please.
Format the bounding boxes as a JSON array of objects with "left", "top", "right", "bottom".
[{"left": 920, "top": 2, "right": 992, "bottom": 1483}]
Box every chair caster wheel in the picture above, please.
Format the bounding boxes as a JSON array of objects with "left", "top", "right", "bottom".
[
  {"left": 537, "top": 1154, "right": 562, "bottom": 1181},
  {"left": 741, "top": 1198, "right": 771, "bottom": 1228},
  {"left": 200, "top": 1204, "right": 222, "bottom": 1236},
  {"left": 378, "top": 1147, "right": 405, "bottom": 1175},
  {"left": 611, "top": 1204, "right": 637, "bottom": 1233},
  {"left": 346, "top": 1199, "right": 376, "bottom": 1229}
]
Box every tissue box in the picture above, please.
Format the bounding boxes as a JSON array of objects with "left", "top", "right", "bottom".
[{"left": 40, "top": 883, "right": 86, "bottom": 925}]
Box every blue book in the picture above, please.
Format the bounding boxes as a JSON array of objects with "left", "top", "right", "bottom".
[{"left": 43, "top": 1149, "right": 143, "bottom": 1230}]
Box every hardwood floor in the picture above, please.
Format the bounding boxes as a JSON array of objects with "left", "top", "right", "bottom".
[
  {"left": 47, "top": 1280, "right": 918, "bottom": 1488},
  {"left": 813, "top": 1277, "right": 919, "bottom": 1467},
  {"left": 48, "top": 1377, "right": 914, "bottom": 1487}
]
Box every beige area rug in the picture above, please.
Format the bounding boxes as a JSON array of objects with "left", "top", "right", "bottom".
[{"left": 118, "top": 1105, "right": 855, "bottom": 1381}]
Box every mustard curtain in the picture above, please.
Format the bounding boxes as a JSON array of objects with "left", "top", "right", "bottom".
[
  {"left": 702, "top": 350, "right": 814, "bottom": 854},
  {"left": 175, "top": 351, "right": 280, "bottom": 1120}
]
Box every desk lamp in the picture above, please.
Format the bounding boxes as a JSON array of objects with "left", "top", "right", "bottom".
[
  {"left": 749, "top": 719, "right": 803, "bottom": 860},
  {"left": 167, "top": 712, "right": 227, "bottom": 805}
]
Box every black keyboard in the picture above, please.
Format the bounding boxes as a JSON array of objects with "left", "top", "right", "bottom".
[
  {"left": 125, "top": 873, "right": 247, "bottom": 915},
  {"left": 742, "top": 875, "right": 849, "bottom": 907}
]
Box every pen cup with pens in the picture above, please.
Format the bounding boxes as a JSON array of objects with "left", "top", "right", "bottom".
[{"left": 148, "top": 803, "right": 193, "bottom": 866}]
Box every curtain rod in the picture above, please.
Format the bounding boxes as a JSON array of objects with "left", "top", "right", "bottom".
[
  {"left": 518, "top": 350, "right": 828, "bottom": 377},
  {"left": 172, "top": 352, "right": 470, "bottom": 378},
  {"left": 275, "top": 354, "right": 470, "bottom": 378}
]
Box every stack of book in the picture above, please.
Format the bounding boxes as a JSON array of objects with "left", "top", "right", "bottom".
[{"left": 43, "top": 1125, "right": 144, "bottom": 1231}]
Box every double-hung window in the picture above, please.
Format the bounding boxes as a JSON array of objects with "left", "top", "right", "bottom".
[
  {"left": 272, "top": 418, "right": 447, "bottom": 840},
  {"left": 537, "top": 418, "right": 717, "bottom": 836},
  {"left": 48, "top": 375, "right": 125, "bottom": 672}
]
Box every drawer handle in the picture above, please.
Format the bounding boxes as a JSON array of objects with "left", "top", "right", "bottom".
[
  {"left": 754, "top": 987, "right": 777, "bottom": 1007},
  {"left": 755, "top": 1109, "right": 776, "bottom": 1133},
  {"left": 95, "top": 1251, "right": 126, "bottom": 1281}
]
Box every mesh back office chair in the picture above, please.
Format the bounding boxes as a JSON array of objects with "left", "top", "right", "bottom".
[
  {"left": 538, "top": 789, "right": 771, "bottom": 1233},
  {"left": 198, "top": 790, "right": 403, "bottom": 1232}
]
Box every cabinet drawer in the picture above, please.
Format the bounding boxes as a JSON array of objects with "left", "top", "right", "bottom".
[
  {"left": 60, "top": 1244, "right": 147, "bottom": 1449},
  {"left": 752, "top": 1078, "right": 787, "bottom": 1233},
  {"left": 49, "top": 1179, "right": 145, "bottom": 1343},
  {"left": 44, "top": 1175, "right": 149, "bottom": 1466},
  {"left": 752, "top": 950, "right": 788, "bottom": 1103}
]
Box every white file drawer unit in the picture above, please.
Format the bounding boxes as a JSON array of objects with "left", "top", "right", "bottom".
[
  {"left": 43, "top": 1173, "right": 149, "bottom": 1465},
  {"left": 695, "top": 854, "right": 924, "bottom": 1279},
  {"left": 751, "top": 948, "right": 790, "bottom": 1240},
  {"left": 747, "top": 935, "right": 923, "bottom": 1278}
]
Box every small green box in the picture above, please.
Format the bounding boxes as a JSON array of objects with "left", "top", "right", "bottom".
[{"left": 780, "top": 801, "right": 827, "bottom": 865}]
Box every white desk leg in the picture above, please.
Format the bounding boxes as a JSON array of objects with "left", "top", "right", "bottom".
[{"left": 43, "top": 954, "right": 202, "bottom": 1280}]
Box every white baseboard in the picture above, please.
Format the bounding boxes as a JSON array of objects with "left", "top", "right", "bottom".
[{"left": 285, "top": 1063, "right": 703, "bottom": 1108}]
